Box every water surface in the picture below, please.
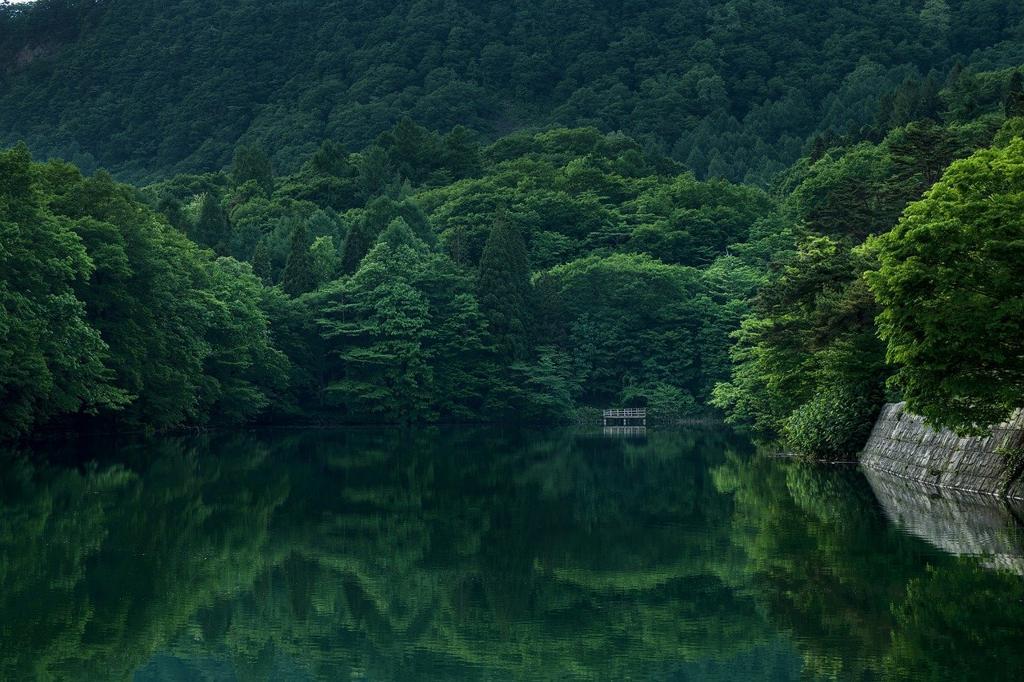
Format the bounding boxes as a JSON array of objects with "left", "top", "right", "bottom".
[{"left": 1, "top": 427, "right": 1022, "bottom": 681}]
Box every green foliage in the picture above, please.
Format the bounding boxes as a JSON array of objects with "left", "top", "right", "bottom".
[
  {"left": 867, "top": 139, "right": 1024, "bottom": 433},
  {"left": 627, "top": 173, "right": 773, "bottom": 266},
  {"left": 230, "top": 143, "right": 274, "bottom": 196},
  {"left": 192, "top": 192, "right": 229, "bottom": 249},
  {"left": 783, "top": 387, "right": 880, "bottom": 460},
  {"left": 340, "top": 196, "right": 432, "bottom": 275},
  {"left": 620, "top": 382, "right": 698, "bottom": 425},
  {"left": 544, "top": 253, "right": 717, "bottom": 409},
  {"left": 0, "top": 145, "right": 128, "bottom": 438},
  {"left": 199, "top": 258, "right": 291, "bottom": 423},
  {"left": 281, "top": 221, "right": 316, "bottom": 296},
  {"left": 251, "top": 237, "right": 272, "bottom": 283},
  {"left": 713, "top": 236, "right": 887, "bottom": 453},
  {"left": 0, "top": 147, "right": 291, "bottom": 435},
  {"left": 319, "top": 225, "right": 491, "bottom": 422},
  {"left": 505, "top": 346, "right": 582, "bottom": 423},
  {"left": 1006, "top": 71, "right": 1024, "bottom": 119},
  {"left": 5, "top": 50, "right": 1024, "bottom": 437},
  {"left": 714, "top": 99, "right": 1011, "bottom": 450},
  {"left": 5, "top": 1, "right": 1024, "bottom": 185},
  {"left": 477, "top": 215, "right": 532, "bottom": 361},
  {"left": 307, "top": 234, "right": 338, "bottom": 288}
]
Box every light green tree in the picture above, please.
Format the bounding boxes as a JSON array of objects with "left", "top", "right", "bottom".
[{"left": 866, "top": 139, "right": 1024, "bottom": 433}]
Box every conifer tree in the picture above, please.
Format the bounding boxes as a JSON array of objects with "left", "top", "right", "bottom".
[
  {"left": 310, "top": 140, "right": 351, "bottom": 177},
  {"left": 1005, "top": 72, "right": 1024, "bottom": 119},
  {"left": 319, "top": 220, "right": 434, "bottom": 422},
  {"left": 356, "top": 146, "right": 393, "bottom": 200},
  {"left": 918, "top": 75, "right": 942, "bottom": 120},
  {"left": 477, "top": 214, "right": 532, "bottom": 361},
  {"left": 809, "top": 135, "right": 828, "bottom": 162},
  {"left": 231, "top": 143, "right": 274, "bottom": 196},
  {"left": 443, "top": 125, "right": 482, "bottom": 178},
  {"left": 379, "top": 117, "right": 440, "bottom": 183},
  {"left": 281, "top": 222, "right": 316, "bottom": 296},
  {"left": 309, "top": 235, "right": 338, "bottom": 288},
  {"left": 251, "top": 238, "right": 272, "bottom": 284},
  {"left": 340, "top": 204, "right": 387, "bottom": 275},
  {"left": 193, "top": 193, "right": 228, "bottom": 249},
  {"left": 340, "top": 197, "right": 434, "bottom": 275}
]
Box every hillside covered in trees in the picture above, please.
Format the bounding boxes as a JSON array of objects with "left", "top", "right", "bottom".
[
  {"left": 3, "top": 1, "right": 1024, "bottom": 459},
  {"left": 2, "top": 0, "right": 1024, "bottom": 184}
]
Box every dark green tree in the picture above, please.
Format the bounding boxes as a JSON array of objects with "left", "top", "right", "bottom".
[
  {"left": 477, "top": 215, "right": 532, "bottom": 361},
  {"left": 356, "top": 146, "right": 394, "bottom": 200},
  {"left": 231, "top": 143, "right": 274, "bottom": 196},
  {"left": 281, "top": 222, "right": 316, "bottom": 296},
  {"left": 251, "top": 238, "right": 272, "bottom": 284},
  {"left": 1004, "top": 71, "right": 1024, "bottom": 119},
  {"left": 442, "top": 126, "right": 483, "bottom": 178},
  {"left": 340, "top": 204, "right": 386, "bottom": 276},
  {"left": 193, "top": 193, "right": 229, "bottom": 249},
  {"left": 319, "top": 222, "right": 435, "bottom": 422},
  {"left": 378, "top": 117, "right": 441, "bottom": 184},
  {"left": 340, "top": 197, "right": 433, "bottom": 275},
  {"left": 0, "top": 146, "right": 127, "bottom": 438},
  {"left": 713, "top": 236, "right": 887, "bottom": 457},
  {"left": 310, "top": 140, "right": 351, "bottom": 177}
]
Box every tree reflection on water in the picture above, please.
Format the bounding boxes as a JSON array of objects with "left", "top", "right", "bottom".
[{"left": 1, "top": 428, "right": 1021, "bottom": 681}]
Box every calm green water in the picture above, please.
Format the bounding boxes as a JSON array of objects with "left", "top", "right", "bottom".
[{"left": 1, "top": 428, "right": 1022, "bottom": 681}]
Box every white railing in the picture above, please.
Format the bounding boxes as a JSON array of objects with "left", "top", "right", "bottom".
[{"left": 602, "top": 408, "right": 647, "bottom": 419}]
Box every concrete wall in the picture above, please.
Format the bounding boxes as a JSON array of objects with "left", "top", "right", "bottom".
[{"left": 860, "top": 403, "right": 1024, "bottom": 500}]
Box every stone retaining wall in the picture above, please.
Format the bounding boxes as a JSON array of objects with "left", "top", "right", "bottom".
[{"left": 860, "top": 403, "right": 1024, "bottom": 500}]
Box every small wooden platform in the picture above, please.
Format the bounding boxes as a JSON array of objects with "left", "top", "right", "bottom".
[{"left": 603, "top": 408, "right": 647, "bottom": 426}]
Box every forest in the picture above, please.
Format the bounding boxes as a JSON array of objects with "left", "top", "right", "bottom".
[
  {"left": 3, "top": 0, "right": 1024, "bottom": 458},
  {"left": 2, "top": 0, "right": 1024, "bottom": 184}
]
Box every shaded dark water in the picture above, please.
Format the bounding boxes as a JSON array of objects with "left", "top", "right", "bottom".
[{"left": 1, "top": 427, "right": 1022, "bottom": 681}]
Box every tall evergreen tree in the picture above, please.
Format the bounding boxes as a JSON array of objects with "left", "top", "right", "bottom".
[
  {"left": 310, "top": 140, "right": 352, "bottom": 177},
  {"left": 251, "top": 238, "right": 272, "bottom": 284},
  {"left": 477, "top": 214, "right": 532, "bottom": 361},
  {"left": 443, "top": 126, "right": 483, "bottom": 178},
  {"left": 356, "top": 146, "right": 393, "bottom": 200},
  {"left": 231, "top": 143, "right": 274, "bottom": 196},
  {"left": 319, "top": 221, "right": 434, "bottom": 422},
  {"left": 340, "top": 197, "right": 434, "bottom": 275},
  {"left": 193, "top": 193, "right": 229, "bottom": 250},
  {"left": 341, "top": 207, "right": 384, "bottom": 276},
  {"left": 281, "top": 222, "right": 316, "bottom": 296},
  {"left": 1005, "top": 71, "right": 1024, "bottom": 119},
  {"left": 308, "top": 235, "right": 338, "bottom": 288},
  {"left": 378, "top": 117, "right": 440, "bottom": 183}
]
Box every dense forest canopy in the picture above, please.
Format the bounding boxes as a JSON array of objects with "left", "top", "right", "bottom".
[
  {"left": 3, "top": 1, "right": 1024, "bottom": 455},
  {"left": 2, "top": 0, "right": 1024, "bottom": 184}
]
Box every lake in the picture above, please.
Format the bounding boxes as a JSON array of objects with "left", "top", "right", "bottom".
[{"left": 1, "top": 427, "right": 1022, "bottom": 681}]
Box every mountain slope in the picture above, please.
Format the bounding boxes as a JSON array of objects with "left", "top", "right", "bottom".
[{"left": 3, "top": 0, "right": 1023, "bottom": 183}]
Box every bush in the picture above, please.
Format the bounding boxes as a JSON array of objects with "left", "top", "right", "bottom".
[{"left": 783, "top": 388, "right": 879, "bottom": 460}]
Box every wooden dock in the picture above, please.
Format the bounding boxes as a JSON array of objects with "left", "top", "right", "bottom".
[{"left": 602, "top": 408, "right": 647, "bottom": 426}]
